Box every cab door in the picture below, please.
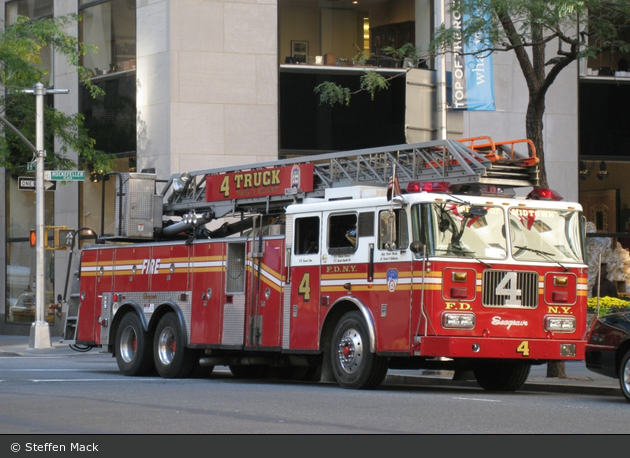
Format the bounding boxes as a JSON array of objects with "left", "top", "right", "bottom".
[
  {"left": 288, "top": 214, "right": 321, "bottom": 350},
  {"left": 374, "top": 207, "right": 413, "bottom": 353}
]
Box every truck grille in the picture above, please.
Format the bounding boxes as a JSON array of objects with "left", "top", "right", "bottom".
[{"left": 481, "top": 269, "right": 539, "bottom": 308}]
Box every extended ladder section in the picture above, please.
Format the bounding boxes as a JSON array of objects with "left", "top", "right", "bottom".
[{"left": 159, "top": 137, "right": 539, "bottom": 219}]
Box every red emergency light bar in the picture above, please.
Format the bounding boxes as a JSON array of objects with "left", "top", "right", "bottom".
[
  {"left": 526, "top": 188, "right": 563, "bottom": 201},
  {"left": 406, "top": 181, "right": 452, "bottom": 193},
  {"left": 407, "top": 181, "right": 563, "bottom": 201}
]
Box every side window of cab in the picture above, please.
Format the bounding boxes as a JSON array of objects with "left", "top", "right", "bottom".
[
  {"left": 378, "top": 208, "right": 409, "bottom": 250},
  {"left": 327, "top": 213, "right": 358, "bottom": 255},
  {"left": 295, "top": 216, "right": 320, "bottom": 255}
]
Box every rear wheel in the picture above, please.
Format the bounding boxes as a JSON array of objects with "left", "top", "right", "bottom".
[
  {"left": 153, "top": 312, "right": 195, "bottom": 378},
  {"left": 115, "top": 312, "right": 154, "bottom": 376},
  {"left": 331, "top": 311, "right": 388, "bottom": 389},
  {"left": 473, "top": 359, "right": 531, "bottom": 391},
  {"left": 619, "top": 349, "right": 630, "bottom": 402}
]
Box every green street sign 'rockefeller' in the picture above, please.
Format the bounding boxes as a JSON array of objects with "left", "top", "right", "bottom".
[{"left": 44, "top": 170, "right": 86, "bottom": 181}]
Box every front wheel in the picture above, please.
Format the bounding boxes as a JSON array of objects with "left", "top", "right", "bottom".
[
  {"left": 115, "top": 312, "right": 154, "bottom": 376},
  {"left": 619, "top": 349, "right": 630, "bottom": 402},
  {"left": 473, "top": 359, "right": 531, "bottom": 392},
  {"left": 331, "top": 311, "right": 388, "bottom": 389},
  {"left": 153, "top": 312, "right": 195, "bottom": 378}
]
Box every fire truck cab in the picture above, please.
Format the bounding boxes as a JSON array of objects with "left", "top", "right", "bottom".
[{"left": 61, "top": 138, "right": 588, "bottom": 391}]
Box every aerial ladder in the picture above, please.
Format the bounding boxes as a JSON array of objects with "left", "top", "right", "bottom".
[{"left": 157, "top": 137, "right": 539, "bottom": 224}]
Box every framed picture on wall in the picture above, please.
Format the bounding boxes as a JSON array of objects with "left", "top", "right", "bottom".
[
  {"left": 291, "top": 40, "right": 308, "bottom": 63},
  {"left": 580, "top": 189, "right": 618, "bottom": 232}
]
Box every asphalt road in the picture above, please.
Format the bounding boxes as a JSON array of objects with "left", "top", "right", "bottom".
[{"left": 1, "top": 346, "right": 629, "bottom": 435}]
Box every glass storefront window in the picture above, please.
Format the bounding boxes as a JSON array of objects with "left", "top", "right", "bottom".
[
  {"left": 78, "top": 0, "right": 137, "bottom": 242},
  {"left": 5, "top": 0, "right": 52, "bottom": 19},
  {"left": 279, "top": 0, "right": 418, "bottom": 66},
  {"left": 80, "top": 0, "right": 136, "bottom": 77},
  {"left": 79, "top": 71, "right": 136, "bottom": 155}
]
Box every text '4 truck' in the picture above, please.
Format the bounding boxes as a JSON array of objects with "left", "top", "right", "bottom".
[{"left": 61, "top": 137, "right": 588, "bottom": 391}]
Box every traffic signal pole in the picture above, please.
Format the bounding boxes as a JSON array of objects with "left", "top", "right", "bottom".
[{"left": 23, "top": 83, "right": 68, "bottom": 349}]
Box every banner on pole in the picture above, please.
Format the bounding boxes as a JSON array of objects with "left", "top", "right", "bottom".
[{"left": 451, "top": 7, "right": 495, "bottom": 111}]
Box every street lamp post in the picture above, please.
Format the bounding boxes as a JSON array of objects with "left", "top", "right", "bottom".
[{"left": 22, "top": 82, "right": 68, "bottom": 349}]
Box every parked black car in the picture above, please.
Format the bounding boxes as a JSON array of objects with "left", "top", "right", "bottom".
[{"left": 585, "top": 311, "right": 630, "bottom": 402}]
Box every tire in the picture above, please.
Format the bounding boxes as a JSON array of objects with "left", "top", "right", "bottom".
[
  {"left": 115, "top": 312, "right": 154, "bottom": 376},
  {"left": 619, "top": 349, "right": 630, "bottom": 402},
  {"left": 229, "top": 365, "right": 271, "bottom": 379},
  {"left": 330, "top": 311, "right": 388, "bottom": 390},
  {"left": 473, "top": 359, "right": 531, "bottom": 392},
  {"left": 153, "top": 312, "right": 195, "bottom": 378}
]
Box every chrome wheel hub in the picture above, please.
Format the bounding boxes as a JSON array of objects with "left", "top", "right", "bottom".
[
  {"left": 337, "top": 327, "right": 363, "bottom": 373},
  {"left": 157, "top": 326, "right": 176, "bottom": 366},
  {"left": 120, "top": 326, "right": 137, "bottom": 363}
]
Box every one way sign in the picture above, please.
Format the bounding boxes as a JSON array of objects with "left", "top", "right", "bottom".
[{"left": 18, "top": 176, "right": 57, "bottom": 191}]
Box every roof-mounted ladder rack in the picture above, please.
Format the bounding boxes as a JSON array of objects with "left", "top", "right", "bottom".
[{"left": 159, "top": 138, "right": 539, "bottom": 218}]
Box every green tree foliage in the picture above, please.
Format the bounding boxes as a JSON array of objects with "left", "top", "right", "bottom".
[{"left": 0, "top": 14, "right": 113, "bottom": 177}]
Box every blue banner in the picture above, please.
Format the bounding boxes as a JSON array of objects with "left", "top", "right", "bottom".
[{"left": 451, "top": 8, "right": 495, "bottom": 111}]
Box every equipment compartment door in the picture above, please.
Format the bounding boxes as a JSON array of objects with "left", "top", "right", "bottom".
[
  {"left": 190, "top": 241, "right": 224, "bottom": 345},
  {"left": 150, "top": 243, "right": 190, "bottom": 292},
  {"left": 245, "top": 237, "right": 285, "bottom": 348},
  {"left": 77, "top": 248, "right": 114, "bottom": 345},
  {"left": 112, "top": 246, "right": 151, "bottom": 293}
]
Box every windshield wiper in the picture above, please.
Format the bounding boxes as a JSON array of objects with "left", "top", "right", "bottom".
[
  {"left": 513, "top": 246, "right": 569, "bottom": 271},
  {"left": 435, "top": 247, "right": 492, "bottom": 268}
]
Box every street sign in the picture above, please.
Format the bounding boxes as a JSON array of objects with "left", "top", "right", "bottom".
[
  {"left": 27, "top": 161, "right": 36, "bottom": 172},
  {"left": 18, "top": 176, "right": 56, "bottom": 191},
  {"left": 44, "top": 170, "right": 85, "bottom": 181}
]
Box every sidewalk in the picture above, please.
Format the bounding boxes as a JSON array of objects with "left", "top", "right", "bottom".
[{"left": 0, "top": 334, "right": 622, "bottom": 397}]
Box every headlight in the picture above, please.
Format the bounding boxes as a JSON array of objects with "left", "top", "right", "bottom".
[
  {"left": 544, "top": 315, "right": 576, "bottom": 333},
  {"left": 442, "top": 312, "right": 475, "bottom": 329}
]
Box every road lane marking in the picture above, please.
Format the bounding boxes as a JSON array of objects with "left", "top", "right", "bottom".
[
  {"left": 1, "top": 369, "right": 113, "bottom": 371},
  {"left": 453, "top": 397, "right": 502, "bottom": 402}
]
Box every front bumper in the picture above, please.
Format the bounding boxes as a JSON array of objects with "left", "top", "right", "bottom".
[{"left": 417, "top": 336, "right": 586, "bottom": 360}]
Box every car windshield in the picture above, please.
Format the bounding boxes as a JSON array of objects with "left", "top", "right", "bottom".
[
  {"left": 508, "top": 208, "right": 585, "bottom": 263},
  {"left": 413, "top": 203, "right": 508, "bottom": 260}
]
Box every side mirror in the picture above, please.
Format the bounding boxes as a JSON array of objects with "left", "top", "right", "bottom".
[{"left": 410, "top": 240, "right": 426, "bottom": 255}]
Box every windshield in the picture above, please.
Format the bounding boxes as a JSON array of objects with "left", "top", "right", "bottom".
[
  {"left": 413, "top": 203, "right": 507, "bottom": 260},
  {"left": 508, "top": 208, "right": 585, "bottom": 263}
]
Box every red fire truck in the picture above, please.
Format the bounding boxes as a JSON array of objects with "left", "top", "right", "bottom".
[{"left": 61, "top": 137, "right": 588, "bottom": 391}]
